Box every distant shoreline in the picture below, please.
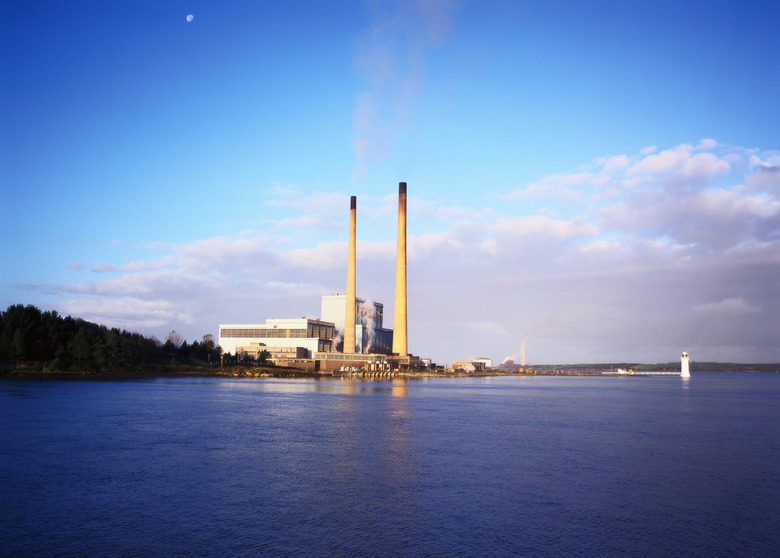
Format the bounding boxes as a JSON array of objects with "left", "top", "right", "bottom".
[{"left": 2, "top": 366, "right": 777, "bottom": 380}]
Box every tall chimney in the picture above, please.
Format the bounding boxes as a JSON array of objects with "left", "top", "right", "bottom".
[
  {"left": 344, "top": 196, "right": 357, "bottom": 354},
  {"left": 392, "top": 182, "right": 408, "bottom": 356}
]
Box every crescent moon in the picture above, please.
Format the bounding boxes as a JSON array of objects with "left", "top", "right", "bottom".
[{"left": 186, "top": 14, "right": 194, "bottom": 22}]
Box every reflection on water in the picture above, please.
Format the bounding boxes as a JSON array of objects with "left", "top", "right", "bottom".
[{"left": 391, "top": 378, "right": 407, "bottom": 398}]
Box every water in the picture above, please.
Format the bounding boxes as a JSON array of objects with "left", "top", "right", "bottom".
[{"left": 1, "top": 373, "right": 778, "bottom": 556}]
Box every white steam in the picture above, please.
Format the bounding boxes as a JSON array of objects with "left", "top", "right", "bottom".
[
  {"left": 357, "top": 298, "right": 377, "bottom": 353},
  {"left": 331, "top": 327, "right": 343, "bottom": 352}
]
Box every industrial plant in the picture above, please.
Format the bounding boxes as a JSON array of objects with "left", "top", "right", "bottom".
[{"left": 219, "top": 183, "right": 422, "bottom": 373}]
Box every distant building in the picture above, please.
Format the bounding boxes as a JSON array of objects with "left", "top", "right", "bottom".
[
  {"left": 219, "top": 318, "right": 334, "bottom": 358},
  {"left": 235, "top": 342, "right": 309, "bottom": 363},
  {"left": 452, "top": 360, "right": 486, "bottom": 372},
  {"left": 472, "top": 357, "right": 493, "bottom": 369}
]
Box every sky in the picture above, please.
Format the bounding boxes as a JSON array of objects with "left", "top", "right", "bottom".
[{"left": 1, "top": 0, "right": 779, "bottom": 365}]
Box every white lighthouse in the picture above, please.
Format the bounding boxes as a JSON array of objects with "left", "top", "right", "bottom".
[{"left": 681, "top": 351, "right": 690, "bottom": 378}]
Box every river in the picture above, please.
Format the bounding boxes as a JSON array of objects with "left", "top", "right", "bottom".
[{"left": 1, "top": 373, "right": 778, "bottom": 556}]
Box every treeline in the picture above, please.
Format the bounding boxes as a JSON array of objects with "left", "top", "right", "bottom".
[{"left": 0, "top": 304, "right": 221, "bottom": 373}]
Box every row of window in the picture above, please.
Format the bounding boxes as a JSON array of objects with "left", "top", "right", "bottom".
[
  {"left": 307, "top": 325, "right": 334, "bottom": 340},
  {"left": 221, "top": 328, "right": 308, "bottom": 338}
]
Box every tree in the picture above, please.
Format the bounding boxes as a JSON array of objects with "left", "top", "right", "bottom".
[
  {"left": 177, "top": 340, "right": 190, "bottom": 359},
  {"left": 93, "top": 338, "right": 110, "bottom": 370},
  {"left": 1, "top": 303, "right": 224, "bottom": 372},
  {"left": 12, "top": 329, "right": 27, "bottom": 363},
  {"left": 69, "top": 326, "right": 93, "bottom": 367},
  {"left": 257, "top": 349, "right": 271, "bottom": 365},
  {"left": 166, "top": 330, "right": 184, "bottom": 349}
]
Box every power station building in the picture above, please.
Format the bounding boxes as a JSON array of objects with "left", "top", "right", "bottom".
[
  {"left": 218, "top": 182, "right": 420, "bottom": 373},
  {"left": 218, "top": 294, "right": 394, "bottom": 361},
  {"left": 321, "top": 294, "right": 393, "bottom": 354},
  {"left": 218, "top": 318, "right": 335, "bottom": 359}
]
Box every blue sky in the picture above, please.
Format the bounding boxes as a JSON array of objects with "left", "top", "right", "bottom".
[{"left": 2, "top": 0, "right": 779, "bottom": 365}]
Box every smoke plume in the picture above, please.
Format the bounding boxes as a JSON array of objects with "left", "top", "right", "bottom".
[
  {"left": 357, "top": 298, "right": 377, "bottom": 353},
  {"left": 331, "top": 327, "right": 343, "bottom": 353},
  {"left": 352, "top": 0, "right": 455, "bottom": 185}
]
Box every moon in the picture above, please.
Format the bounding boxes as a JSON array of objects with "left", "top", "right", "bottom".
[{"left": 186, "top": 14, "right": 194, "bottom": 22}]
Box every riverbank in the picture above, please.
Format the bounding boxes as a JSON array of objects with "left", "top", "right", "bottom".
[
  {"left": 0, "top": 363, "right": 303, "bottom": 380},
  {"left": 3, "top": 363, "right": 776, "bottom": 380}
]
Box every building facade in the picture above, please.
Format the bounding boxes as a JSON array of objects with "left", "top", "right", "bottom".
[
  {"left": 218, "top": 318, "right": 334, "bottom": 358},
  {"left": 473, "top": 357, "right": 493, "bottom": 369},
  {"left": 235, "top": 342, "right": 309, "bottom": 362},
  {"left": 320, "top": 294, "right": 393, "bottom": 354}
]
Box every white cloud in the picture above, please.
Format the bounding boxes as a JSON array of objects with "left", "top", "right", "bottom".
[
  {"left": 92, "top": 263, "right": 117, "bottom": 273},
  {"left": 283, "top": 242, "right": 346, "bottom": 271},
  {"left": 746, "top": 154, "right": 780, "bottom": 194},
  {"left": 267, "top": 213, "right": 342, "bottom": 232},
  {"left": 505, "top": 171, "right": 597, "bottom": 201},
  {"left": 692, "top": 297, "right": 761, "bottom": 314},
  {"left": 58, "top": 298, "right": 195, "bottom": 332},
  {"left": 120, "top": 257, "right": 176, "bottom": 273},
  {"left": 627, "top": 144, "right": 730, "bottom": 182},
  {"left": 696, "top": 138, "right": 719, "bottom": 150},
  {"left": 602, "top": 154, "right": 630, "bottom": 173},
  {"left": 628, "top": 146, "right": 689, "bottom": 175},
  {"left": 495, "top": 215, "right": 597, "bottom": 240}
]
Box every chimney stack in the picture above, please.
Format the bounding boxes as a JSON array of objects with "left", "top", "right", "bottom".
[
  {"left": 344, "top": 196, "right": 357, "bottom": 354},
  {"left": 392, "top": 182, "right": 408, "bottom": 356}
]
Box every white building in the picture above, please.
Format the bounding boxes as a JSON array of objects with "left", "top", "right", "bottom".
[
  {"left": 320, "top": 294, "right": 393, "bottom": 354},
  {"left": 235, "top": 343, "right": 309, "bottom": 362},
  {"left": 473, "top": 357, "right": 493, "bottom": 369},
  {"left": 218, "top": 294, "right": 393, "bottom": 359},
  {"left": 218, "top": 318, "right": 334, "bottom": 358}
]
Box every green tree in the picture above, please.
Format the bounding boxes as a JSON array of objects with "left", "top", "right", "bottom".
[
  {"left": 257, "top": 349, "right": 271, "bottom": 365},
  {"left": 93, "top": 338, "right": 110, "bottom": 370},
  {"left": 69, "top": 326, "right": 93, "bottom": 367},
  {"left": 12, "top": 329, "right": 27, "bottom": 362},
  {"left": 166, "top": 330, "right": 183, "bottom": 348}
]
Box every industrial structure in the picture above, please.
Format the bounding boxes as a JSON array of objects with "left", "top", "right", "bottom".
[
  {"left": 472, "top": 357, "right": 493, "bottom": 369},
  {"left": 344, "top": 195, "right": 357, "bottom": 355},
  {"left": 452, "top": 359, "right": 486, "bottom": 373},
  {"left": 451, "top": 357, "right": 492, "bottom": 372},
  {"left": 218, "top": 182, "right": 421, "bottom": 373},
  {"left": 320, "top": 294, "right": 392, "bottom": 354},
  {"left": 393, "top": 182, "right": 408, "bottom": 358},
  {"left": 520, "top": 339, "right": 526, "bottom": 367},
  {"left": 218, "top": 318, "right": 334, "bottom": 358},
  {"left": 386, "top": 182, "right": 418, "bottom": 371}
]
